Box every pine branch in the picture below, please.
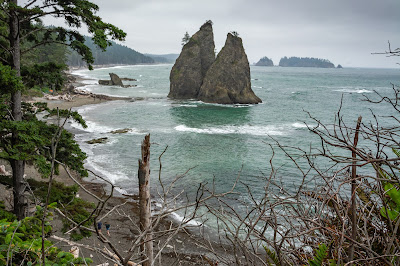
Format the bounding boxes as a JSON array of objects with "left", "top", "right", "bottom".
[{"left": 24, "top": 0, "right": 39, "bottom": 9}]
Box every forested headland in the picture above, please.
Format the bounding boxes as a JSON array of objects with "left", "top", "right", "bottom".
[
  {"left": 68, "top": 36, "right": 155, "bottom": 67},
  {"left": 278, "top": 56, "right": 336, "bottom": 68}
]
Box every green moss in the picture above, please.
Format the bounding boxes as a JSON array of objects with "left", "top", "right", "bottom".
[
  {"left": 189, "top": 37, "right": 199, "bottom": 45},
  {"left": 171, "top": 68, "right": 180, "bottom": 81},
  {"left": 28, "top": 179, "right": 94, "bottom": 241}
]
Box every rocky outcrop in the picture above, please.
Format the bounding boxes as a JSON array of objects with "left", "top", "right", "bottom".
[
  {"left": 168, "top": 21, "right": 215, "bottom": 99},
  {"left": 255, "top": 56, "right": 274, "bottom": 66},
  {"left": 99, "top": 79, "right": 112, "bottom": 85},
  {"left": 198, "top": 33, "right": 262, "bottom": 104},
  {"left": 110, "top": 73, "right": 123, "bottom": 86},
  {"left": 86, "top": 137, "right": 108, "bottom": 144},
  {"left": 99, "top": 73, "right": 136, "bottom": 88},
  {"left": 110, "top": 128, "right": 131, "bottom": 134}
]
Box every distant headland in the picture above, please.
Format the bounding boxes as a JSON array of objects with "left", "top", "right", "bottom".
[{"left": 254, "top": 56, "right": 343, "bottom": 68}]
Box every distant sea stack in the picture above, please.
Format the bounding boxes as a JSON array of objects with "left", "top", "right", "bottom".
[
  {"left": 198, "top": 33, "right": 262, "bottom": 104},
  {"left": 278, "top": 57, "right": 335, "bottom": 68},
  {"left": 255, "top": 56, "right": 274, "bottom": 66},
  {"left": 168, "top": 21, "right": 215, "bottom": 99}
]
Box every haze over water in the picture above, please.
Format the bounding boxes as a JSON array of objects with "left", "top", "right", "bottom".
[{"left": 71, "top": 65, "right": 399, "bottom": 225}]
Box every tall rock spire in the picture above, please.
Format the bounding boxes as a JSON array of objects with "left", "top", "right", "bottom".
[
  {"left": 198, "top": 33, "right": 262, "bottom": 104},
  {"left": 168, "top": 21, "right": 215, "bottom": 99}
]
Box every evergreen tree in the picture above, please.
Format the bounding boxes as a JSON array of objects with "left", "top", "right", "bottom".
[
  {"left": 181, "top": 31, "right": 190, "bottom": 46},
  {"left": 0, "top": 0, "right": 126, "bottom": 220}
]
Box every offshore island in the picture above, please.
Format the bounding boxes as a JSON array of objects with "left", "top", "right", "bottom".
[{"left": 254, "top": 56, "right": 343, "bottom": 68}]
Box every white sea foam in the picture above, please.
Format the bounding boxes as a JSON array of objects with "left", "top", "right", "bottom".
[
  {"left": 178, "top": 104, "right": 198, "bottom": 108},
  {"left": 85, "top": 156, "right": 130, "bottom": 184},
  {"left": 81, "top": 121, "right": 115, "bottom": 134},
  {"left": 333, "top": 88, "right": 373, "bottom": 94},
  {"left": 81, "top": 79, "right": 99, "bottom": 85},
  {"left": 292, "top": 122, "right": 309, "bottom": 128},
  {"left": 170, "top": 211, "right": 203, "bottom": 226},
  {"left": 175, "top": 124, "right": 287, "bottom": 136},
  {"left": 115, "top": 187, "right": 129, "bottom": 196}
]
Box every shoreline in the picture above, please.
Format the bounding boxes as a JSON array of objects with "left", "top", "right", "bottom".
[
  {"left": 22, "top": 72, "right": 229, "bottom": 265},
  {"left": 29, "top": 73, "right": 129, "bottom": 110}
]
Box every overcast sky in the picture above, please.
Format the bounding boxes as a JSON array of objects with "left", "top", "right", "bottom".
[{"left": 44, "top": 0, "right": 400, "bottom": 68}]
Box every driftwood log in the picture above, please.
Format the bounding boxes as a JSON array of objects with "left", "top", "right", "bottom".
[{"left": 138, "top": 134, "right": 153, "bottom": 266}]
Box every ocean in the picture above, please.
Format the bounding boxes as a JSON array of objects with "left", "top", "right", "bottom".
[{"left": 71, "top": 65, "right": 399, "bottom": 227}]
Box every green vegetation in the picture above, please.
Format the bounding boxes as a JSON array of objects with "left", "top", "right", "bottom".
[
  {"left": 0, "top": 1, "right": 125, "bottom": 263},
  {"left": 255, "top": 56, "right": 274, "bottom": 66},
  {"left": 0, "top": 203, "right": 93, "bottom": 265},
  {"left": 279, "top": 56, "right": 335, "bottom": 68},
  {"left": 0, "top": 176, "right": 96, "bottom": 241},
  {"left": 171, "top": 68, "right": 180, "bottom": 81},
  {"left": 21, "top": 62, "right": 68, "bottom": 92},
  {"left": 230, "top": 31, "right": 239, "bottom": 37},
  {"left": 0, "top": 0, "right": 125, "bottom": 221},
  {"left": 181, "top": 31, "right": 190, "bottom": 46},
  {"left": 68, "top": 36, "right": 154, "bottom": 67}
]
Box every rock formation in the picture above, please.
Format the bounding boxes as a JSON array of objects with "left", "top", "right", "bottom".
[
  {"left": 110, "top": 73, "right": 123, "bottom": 86},
  {"left": 255, "top": 56, "right": 274, "bottom": 66},
  {"left": 99, "top": 73, "right": 136, "bottom": 88},
  {"left": 198, "top": 33, "right": 262, "bottom": 104},
  {"left": 168, "top": 21, "right": 215, "bottom": 99}
]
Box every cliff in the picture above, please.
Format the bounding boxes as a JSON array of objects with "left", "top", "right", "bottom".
[
  {"left": 168, "top": 22, "right": 215, "bottom": 99},
  {"left": 198, "top": 33, "right": 262, "bottom": 104},
  {"left": 255, "top": 56, "right": 274, "bottom": 66}
]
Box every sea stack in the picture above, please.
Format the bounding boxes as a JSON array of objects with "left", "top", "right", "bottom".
[
  {"left": 168, "top": 21, "right": 215, "bottom": 99},
  {"left": 198, "top": 33, "right": 262, "bottom": 104}
]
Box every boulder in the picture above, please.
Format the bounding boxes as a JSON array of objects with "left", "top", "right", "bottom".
[
  {"left": 86, "top": 137, "right": 108, "bottom": 144},
  {"left": 99, "top": 80, "right": 112, "bottom": 85},
  {"left": 98, "top": 73, "right": 129, "bottom": 86},
  {"left": 109, "top": 73, "right": 124, "bottom": 86},
  {"left": 121, "top": 77, "right": 137, "bottom": 81},
  {"left": 168, "top": 21, "right": 215, "bottom": 99},
  {"left": 198, "top": 33, "right": 262, "bottom": 104},
  {"left": 110, "top": 128, "right": 131, "bottom": 134}
]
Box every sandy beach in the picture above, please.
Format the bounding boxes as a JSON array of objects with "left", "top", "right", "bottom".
[{"left": 1, "top": 73, "right": 229, "bottom": 265}]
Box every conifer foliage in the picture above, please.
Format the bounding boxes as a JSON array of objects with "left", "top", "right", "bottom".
[{"left": 0, "top": 0, "right": 126, "bottom": 220}]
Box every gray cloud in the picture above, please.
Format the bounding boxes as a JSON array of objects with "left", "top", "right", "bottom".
[{"left": 44, "top": 0, "right": 400, "bottom": 67}]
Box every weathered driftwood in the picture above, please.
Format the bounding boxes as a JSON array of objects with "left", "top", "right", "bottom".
[{"left": 138, "top": 134, "right": 153, "bottom": 266}]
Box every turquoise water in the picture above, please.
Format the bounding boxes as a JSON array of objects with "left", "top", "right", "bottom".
[{"left": 72, "top": 65, "right": 399, "bottom": 218}]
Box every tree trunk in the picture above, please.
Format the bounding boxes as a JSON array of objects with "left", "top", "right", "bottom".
[
  {"left": 10, "top": 159, "right": 25, "bottom": 220},
  {"left": 138, "top": 134, "right": 153, "bottom": 266},
  {"left": 9, "top": 0, "right": 25, "bottom": 220}
]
